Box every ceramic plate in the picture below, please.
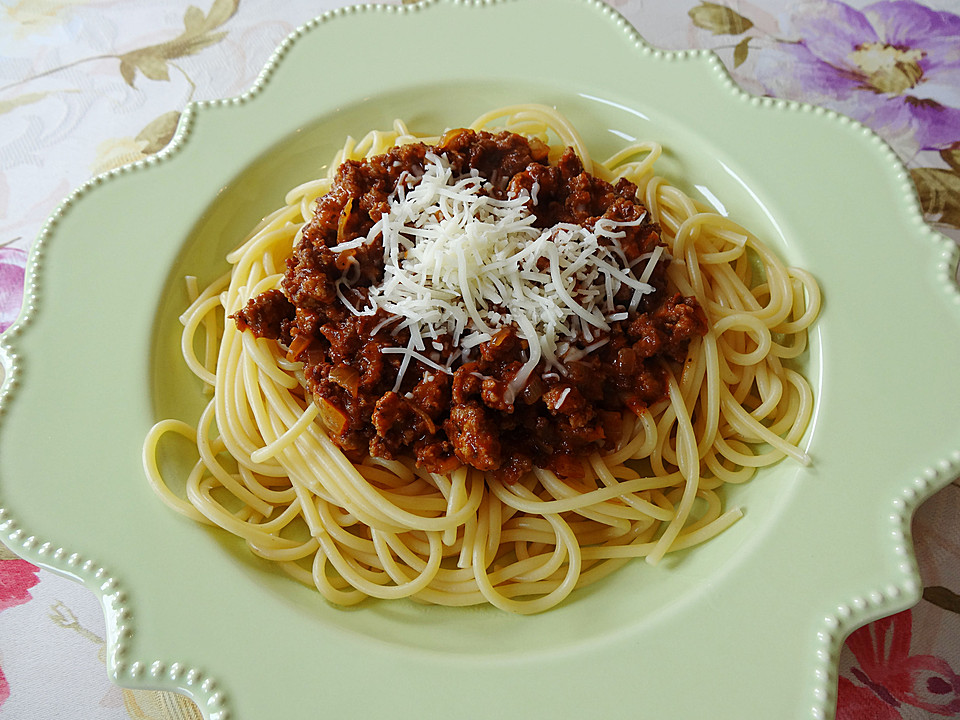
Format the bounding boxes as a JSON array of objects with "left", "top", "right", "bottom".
[{"left": 2, "top": 1, "right": 959, "bottom": 718}]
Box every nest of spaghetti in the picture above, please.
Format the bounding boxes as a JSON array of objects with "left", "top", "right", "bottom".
[{"left": 145, "top": 106, "right": 820, "bottom": 614}]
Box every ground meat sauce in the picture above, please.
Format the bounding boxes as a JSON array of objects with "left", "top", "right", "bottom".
[{"left": 234, "top": 129, "right": 708, "bottom": 482}]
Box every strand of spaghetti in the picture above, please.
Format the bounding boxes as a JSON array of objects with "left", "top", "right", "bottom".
[
  {"left": 410, "top": 581, "right": 488, "bottom": 607},
  {"left": 697, "top": 235, "right": 748, "bottom": 265},
  {"left": 313, "top": 498, "right": 379, "bottom": 556},
  {"left": 471, "top": 490, "right": 581, "bottom": 614},
  {"left": 217, "top": 325, "right": 287, "bottom": 476},
  {"left": 350, "top": 129, "right": 378, "bottom": 159},
  {"left": 236, "top": 464, "right": 296, "bottom": 505},
  {"left": 602, "top": 141, "right": 662, "bottom": 180},
  {"left": 703, "top": 243, "right": 793, "bottom": 328},
  {"left": 182, "top": 272, "right": 230, "bottom": 379},
  {"left": 311, "top": 545, "right": 368, "bottom": 606},
  {"left": 649, "top": 391, "right": 682, "bottom": 474},
  {"left": 782, "top": 369, "right": 816, "bottom": 446},
  {"left": 725, "top": 348, "right": 757, "bottom": 400},
  {"left": 582, "top": 508, "right": 743, "bottom": 560},
  {"left": 276, "top": 462, "right": 327, "bottom": 539},
  {"left": 249, "top": 401, "right": 320, "bottom": 464},
  {"left": 508, "top": 550, "right": 570, "bottom": 585},
  {"left": 441, "top": 467, "right": 468, "bottom": 546},
  {"left": 317, "top": 533, "right": 393, "bottom": 587},
  {"left": 142, "top": 420, "right": 213, "bottom": 524},
  {"left": 769, "top": 320, "right": 809, "bottom": 360},
  {"left": 279, "top": 427, "right": 416, "bottom": 533},
  {"left": 278, "top": 559, "right": 315, "bottom": 588},
  {"left": 773, "top": 267, "right": 821, "bottom": 334},
  {"left": 533, "top": 470, "right": 633, "bottom": 529},
  {"left": 704, "top": 444, "right": 757, "bottom": 484},
  {"left": 283, "top": 177, "right": 330, "bottom": 208},
  {"left": 487, "top": 469, "right": 685, "bottom": 516},
  {"left": 240, "top": 499, "right": 318, "bottom": 557},
  {"left": 295, "top": 449, "right": 414, "bottom": 535},
  {"left": 672, "top": 213, "right": 712, "bottom": 304},
  {"left": 300, "top": 419, "right": 486, "bottom": 532},
  {"left": 642, "top": 175, "right": 667, "bottom": 226},
  {"left": 367, "top": 455, "right": 416, "bottom": 481},
  {"left": 712, "top": 432, "right": 782, "bottom": 467},
  {"left": 500, "top": 527, "right": 571, "bottom": 585},
  {"left": 500, "top": 517, "right": 648, "bottom": 549},
  {"left": 224, "top": 225, "right": 297, "bottom": 285},
  {"left": 711, "top": 312, "right": 773, "bottom": 366},
  {"left": 719, "top": 384, "right": 811, "bottom": 465},
  {"left": 457, "top": 497, "right": 479, "bottom": 569},
  {"left": 221, "top": 322, "right": 267, "bottom": 453},
  {"left": 178, "top": 294, "right": 223, "bottom": 387},
  {"left": 678, "top": 336, "right": 708, "bottom": 426},
  {"left": 372, "top": 487, "right": 450, "bottom": 514},
  {"left": 247, "top": 537, "right": 320, "bottom": 563},
  {"left": 357, "top": 466, "right": 430, "bottom": 495},
  {"left": 679, "top": 488, "right": 724, "bottom": 534},
  {"left": 319, "top": 533, "right": 387, "bottom": 581},
  {"left": 749, "top": 366, "right": 786, "bottom": 423},
  {"left": 695, "top": 332, "right": 722, "bottom": 457},
  {"left": 675, "top": 214, "right": 750, "bottom": 258},
  {"left": 240, "top": 330, "right": 298, "bottom": 390},
  {"left": 239, "top": 344, "right": 292, "bottom": 472},
  {"left": 237, "top": 495, "right": 307, "bottom": 537},
  {"left": 758, "top": 382, "right": 798, "bottom": 441},
  {"left": 379, "top": 529, "right": 455, "bottom": 575},
  {"left": 369, "top": 529, "right": 445, "bottom": 598},
  {"left": 193, "top": 398, "right": 275, "bottom": 516},
  {"left": 601, "top": 408, "right": 658, "bottom": 465},
  {"left": 184, "top": 474, "right": 306, "bottom": 550},
  {"left": 484, "top": 487, "right": 509, "bottom": 562},
  {"left": 439, "top": 520, "right": 636, "bottom": 594},
  {"left": 588, "top": 453, "right": 678, "bottom": 521},
  {"left": 653, "top": 184, "right": 702, "bottom": 239},
  {"left": 744, "top": 243, "right": 795, "bottom": 327},
  {"left": 704, "top": 262, "right": 764, "bottom": 317},
  {"left": 316, "top": 523, "right": 438, "bottom": 601},
  {"left": 224, "top": 205, "right": 301, "bottom": 267},
  {"left": 647, "top": 369, "right": 701, "bottom": 565}
]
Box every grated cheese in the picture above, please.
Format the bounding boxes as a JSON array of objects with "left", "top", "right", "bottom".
[{"left": 331, "top": 152, "right": 660, "bottom": 401}]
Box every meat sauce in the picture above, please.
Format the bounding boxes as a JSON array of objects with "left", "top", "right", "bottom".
[{"left": 234, "top": 129, "right": 707, "bottom": 482}]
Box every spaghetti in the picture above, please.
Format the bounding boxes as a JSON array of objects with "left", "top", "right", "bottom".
[{"left": 143, "top": 105, "right": 820, "bottom": 614}]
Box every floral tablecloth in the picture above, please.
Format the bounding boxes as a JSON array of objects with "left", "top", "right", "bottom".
[{"left": 1, "top": 1, "right": 958, "bottom": 718}]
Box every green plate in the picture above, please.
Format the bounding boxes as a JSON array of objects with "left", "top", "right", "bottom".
[{"left": 2, "top": 1, "right": 959, "bottom": 718}]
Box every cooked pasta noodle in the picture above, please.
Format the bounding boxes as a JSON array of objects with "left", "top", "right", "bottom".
[{"left": 143, "top": 104, "right": 820, "bottom": 614}]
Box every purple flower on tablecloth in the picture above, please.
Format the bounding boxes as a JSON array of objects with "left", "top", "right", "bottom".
[
  {"left": 753, "top": 0, "right": 960, "bottom": 154},
  {"left": 0, "top": 246, "right": 27, "bottom": 334}
]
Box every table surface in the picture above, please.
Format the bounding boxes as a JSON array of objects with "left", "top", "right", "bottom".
[{"left": 1, "top": 1, "right": 958, "bottom": 719}]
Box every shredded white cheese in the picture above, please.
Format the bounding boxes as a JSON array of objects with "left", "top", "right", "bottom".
[{"left": 331, "top": 152, "right": 659, "bottom": 401}]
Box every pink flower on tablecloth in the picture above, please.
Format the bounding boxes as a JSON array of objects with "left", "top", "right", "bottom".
[
  {"left": 839, "top": 609, "right": 960, "bottom": 716},
  {"left": 753, "top": 0, "right": 960, "bottom": 153},
  {"left": 0, "top": 558, "right": 40, "bottom": 708},
  {"left": 0, "top": 246, "right": 27, "bottom": 334},
  {"left": 0, "top": 558, "right": 39, "bottom": 612}
]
